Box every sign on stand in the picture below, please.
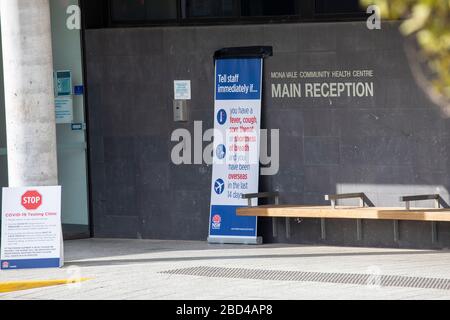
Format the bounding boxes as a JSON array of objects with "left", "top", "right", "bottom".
[
  {"left": 208, "top": 57, "right": 263, "bottom": 245},
  {"left": 1, "top": 186, "right": 63, "bottom": 270}
]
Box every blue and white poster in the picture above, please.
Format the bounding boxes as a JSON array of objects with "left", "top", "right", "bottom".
[{"left": 208, "top": 58, "right": 263, "bottom": 244}]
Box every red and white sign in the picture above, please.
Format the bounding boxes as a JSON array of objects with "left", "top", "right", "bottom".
[
  {"left": 21, "top": 190, "right": 43, "bottom": 210},
  {"left": 1, "top": 186, "right": 63, "bottom": 269}
]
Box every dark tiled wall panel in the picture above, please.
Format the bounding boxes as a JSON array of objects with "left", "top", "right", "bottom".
[{"left": 85, "top": 22, "right": 450, "bottom": 248}]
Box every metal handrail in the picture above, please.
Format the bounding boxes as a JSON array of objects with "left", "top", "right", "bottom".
[
  {"left": 400, "top": 194, "right": 450, "bottom": 210},
  {"left": 325, "top": 193, "right": 375, "bottom": 209},
  {"left": 242, "top": 192, "right": 280, "bottom": 207}
]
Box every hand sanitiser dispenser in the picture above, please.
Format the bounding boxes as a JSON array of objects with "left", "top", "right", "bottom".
[{"left": 173, "top": 100, "right": 189, "bottom": 122}]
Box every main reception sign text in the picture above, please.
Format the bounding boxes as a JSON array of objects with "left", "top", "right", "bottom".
[{"left": 271, "top": 69, "right": 375, "bottom": 99}]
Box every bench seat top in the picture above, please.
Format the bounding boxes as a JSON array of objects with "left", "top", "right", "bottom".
[{"left": 236, "top": 205, "right": 450, "bottom": 222}]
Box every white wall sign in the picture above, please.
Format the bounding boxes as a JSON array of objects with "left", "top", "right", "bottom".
[
  {"left": 1, "top": 186, "right": 63, "bottom": 270},
  {"left": 55, "top": 96, "right": 74, "bottom": 124},
  {"left": 174, "top": 80, "right": 191, "bottom": 100}
]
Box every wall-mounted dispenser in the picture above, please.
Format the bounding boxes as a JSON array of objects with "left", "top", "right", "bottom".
[{"left": 173, "top": 100, "right": 189, "bottom": 122}]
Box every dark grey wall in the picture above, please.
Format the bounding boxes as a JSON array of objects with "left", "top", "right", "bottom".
[{"left": 85, "top": 21, "right": 450, "bottom": 248}]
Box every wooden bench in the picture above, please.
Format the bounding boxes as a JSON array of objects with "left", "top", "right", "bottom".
[{"left": 238, "top": 192, "right": 450, "bottom": 243}]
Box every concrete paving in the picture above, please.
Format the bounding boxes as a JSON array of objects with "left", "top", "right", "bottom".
[{"left": 1, "top": 239, "right": 450, "bottom": 300}]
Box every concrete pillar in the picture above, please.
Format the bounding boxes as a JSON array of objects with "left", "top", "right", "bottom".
[{"left": 1, "top": 0, "right": 58, "bottom": 187}]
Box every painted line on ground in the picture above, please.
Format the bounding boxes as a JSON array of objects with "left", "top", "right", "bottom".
[{"left": 0, "top": 278, "right": 92, "bottom": 293}]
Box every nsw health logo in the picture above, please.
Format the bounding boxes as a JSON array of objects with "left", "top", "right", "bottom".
[{"left": 212, "top": 214, "right": 222, "bottom": 230}]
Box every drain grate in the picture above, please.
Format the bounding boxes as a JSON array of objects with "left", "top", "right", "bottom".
[{"left": 160, "top": 266, "right": 450, "bottom": 291}]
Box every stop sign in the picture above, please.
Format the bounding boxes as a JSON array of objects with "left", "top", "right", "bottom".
[{"left": 21, "top": 190, "right": 43, "bottom": 210}]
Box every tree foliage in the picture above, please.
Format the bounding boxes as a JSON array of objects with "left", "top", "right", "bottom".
[{"left": 361, "top": 0, "right": 450, "bottom": 101}]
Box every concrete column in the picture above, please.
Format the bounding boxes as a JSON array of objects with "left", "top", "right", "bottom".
[{"left": 1, "top": 0, "right": 58, "bottom": 187}]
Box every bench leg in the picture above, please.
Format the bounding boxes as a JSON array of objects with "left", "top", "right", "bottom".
[
  {"left": 272, "top": 218, "right": 278, "bottom": 238},
  {"left": 393, "top": 220, "right": 399, "bottom": 242},
  {"left": 356, "top": 219, "right": 363, "bottom": 241},
  {"left": 321, "top": 218, "right": 326, "bottom": 241},
  {"left": 432, "top": 201, "right": 440, "bottom": 244},
  {"left": 285, "top": 218, "right": 291, "bottom": 239},
  {"left": 431, "top": 222, "right": 437, "bottom": 244}
]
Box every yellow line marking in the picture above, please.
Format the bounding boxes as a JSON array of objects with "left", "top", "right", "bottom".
[{"left": 0, "top": 278, "right": 91, "bottom": 293}]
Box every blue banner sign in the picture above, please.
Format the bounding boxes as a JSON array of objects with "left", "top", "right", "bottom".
[{"left": 208, "top": 58, "right": 263, "bottom": 245}]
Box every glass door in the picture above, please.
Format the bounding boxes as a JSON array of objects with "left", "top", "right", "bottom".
[{"left": 51, "top": 0, "right": 90, "bottom": 239}]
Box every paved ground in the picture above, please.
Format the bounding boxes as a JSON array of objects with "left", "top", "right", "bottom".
[{"left": 1, "top": 239, "right": 450, "bottom": 300}]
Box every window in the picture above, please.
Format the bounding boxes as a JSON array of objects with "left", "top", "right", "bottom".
[
  {"left": 315, "top": 0, "right": 365, "bottom": 15},
  {"left": 83, "top": 0, "right": 370, "bottom": 29},
  {"left": 110, "top": 0, "right": 177, "bottom": 22},
  {"left": 183, "top": 0, "right": 238, "bottom": 18},
  {"left": 241, "top": 0, "right": 299, "bottom": 17}
]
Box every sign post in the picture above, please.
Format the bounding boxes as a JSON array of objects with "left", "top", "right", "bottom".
[
  {"left": 1, "top": 186, "right": 63, "bottom": 269},
  {"left": 208, "top": 55, "right": 264, "bottom": 245}
]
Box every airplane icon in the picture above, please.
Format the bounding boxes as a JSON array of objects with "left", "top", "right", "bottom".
[{"left": 214, "top": 179, "right": 225, "bottom": 195}]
